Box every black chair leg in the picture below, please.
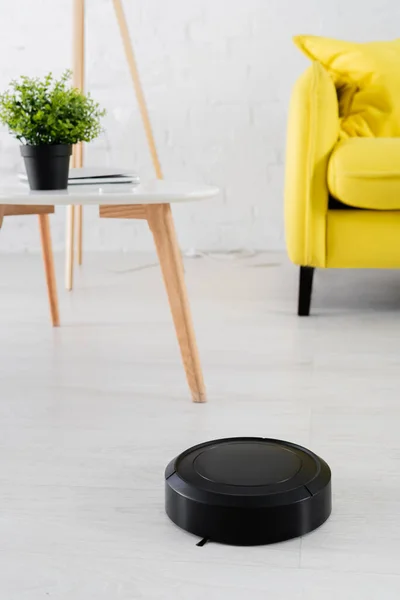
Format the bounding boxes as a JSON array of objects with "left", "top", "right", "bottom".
[{"left": 298, "top": 267, "right": 314, "bottom": 316}]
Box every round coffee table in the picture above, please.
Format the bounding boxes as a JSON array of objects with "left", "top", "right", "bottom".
[{"left": 0, "top": 180, "right": 219, "bottom": 402}]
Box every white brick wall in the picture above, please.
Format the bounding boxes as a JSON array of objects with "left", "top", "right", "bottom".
[{"left": 0, "top": 0, "right": 399, "bottom": 252}]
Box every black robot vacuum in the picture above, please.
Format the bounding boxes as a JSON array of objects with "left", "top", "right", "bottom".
[{"left": 165, "top": 437, "right": 331, "bottom": 545}]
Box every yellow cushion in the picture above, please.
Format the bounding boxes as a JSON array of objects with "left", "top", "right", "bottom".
[
  {"left": 328, "top": 137, "right": 400, "bottom": 210},
  {"left": 294, "top": 35, "right": 400, "bottom": 138}
]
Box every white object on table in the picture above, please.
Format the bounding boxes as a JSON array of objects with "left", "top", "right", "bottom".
[
  {"left": 0, "top": 180, "right": 219, "bottom": 403},
  {"left": 19, "top": 167, "right": 141, "bottom": 186}
]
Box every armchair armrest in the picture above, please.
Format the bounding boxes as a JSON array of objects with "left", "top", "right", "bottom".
[{"left": 285, "top": 62, "right": 339, "bottom": 267}]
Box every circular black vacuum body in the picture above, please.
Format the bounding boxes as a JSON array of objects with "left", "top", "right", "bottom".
[{"left": 165, "top": 437, "right": 331, "bottom": 545}]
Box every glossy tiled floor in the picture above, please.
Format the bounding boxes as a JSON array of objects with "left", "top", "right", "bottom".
[{"left": 1, "top": 252, "right": 400, "bottom": 599}]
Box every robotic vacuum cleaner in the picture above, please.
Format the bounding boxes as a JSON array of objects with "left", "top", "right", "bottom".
[{"left": 165, "top": 437, "right": 331, "bottom": 545}]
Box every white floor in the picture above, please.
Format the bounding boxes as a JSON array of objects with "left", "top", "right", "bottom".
[{"left": 1, "top": 251, "right": 400, "bottom": 599}]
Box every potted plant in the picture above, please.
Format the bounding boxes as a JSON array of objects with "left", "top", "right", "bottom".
[{"left": 0, "top": 70, "right": 105, "bottom": 190}]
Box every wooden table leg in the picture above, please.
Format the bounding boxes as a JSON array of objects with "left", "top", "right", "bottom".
[
  {"left": 38, "top": 214, "right": 60, "bottom": 327},
  {"left": 147, "top": 204, "right": 206, "bottom": 403},
  {"left": 65, "top": 205, "right": 75, "bottom": 291},
  {"left": 69, "top": 0, "right": 85, "bottom": 282},
  {"left": 0, "top": 205, "right": 5, "bottom": 229},
  {"left": 76, "top": 204, "right": 83, "bottom": 265}
]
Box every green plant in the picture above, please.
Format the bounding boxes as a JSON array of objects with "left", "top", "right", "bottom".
[{"left": 0, "top": 70, "right": 105, "bottom": 145}]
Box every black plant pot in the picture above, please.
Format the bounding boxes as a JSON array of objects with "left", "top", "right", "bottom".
[{"left": 20, "top": 144, "right": 72, "bottom": 190}]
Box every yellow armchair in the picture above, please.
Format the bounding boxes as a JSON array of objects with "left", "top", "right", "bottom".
[{"left": 285, "top": 62, "right": 400, "bottom": 315}]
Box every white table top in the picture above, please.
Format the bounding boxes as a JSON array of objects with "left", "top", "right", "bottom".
[{"left": 0, "top": 180, "right": 219, "bottom": 206}]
